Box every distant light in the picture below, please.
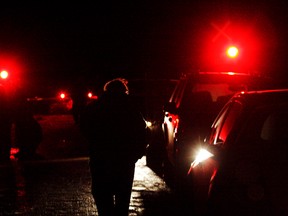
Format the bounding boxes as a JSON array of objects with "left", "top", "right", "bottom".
[
  {"left": 60, "top": 93, "right": 66, "bottom": 99},
  {"left": 146, "top": 121, "right": 152, "bottom": 128},
  {"left": 0, "top": 70, "right": 8, "bottom": 79},
  {"left": 226, "top": 46, "right": 239, "bottom": 58},
  {"left": 88, "top": 92, "right": 93, "bottom": 98}
]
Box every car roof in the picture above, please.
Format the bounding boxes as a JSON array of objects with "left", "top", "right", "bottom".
[
  {"left": 231, "top": 89, "right": 288, "bottom": 107},
  {"left": 180, "top": 71, "right": 286, "bottom": 92}
]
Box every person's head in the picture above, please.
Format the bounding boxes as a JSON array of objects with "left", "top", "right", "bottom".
[{"left": 103, "top": 78, "right": 129, "bottom": 95}]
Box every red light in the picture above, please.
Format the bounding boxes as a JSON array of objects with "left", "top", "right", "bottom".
[
  {"left": 0, "top": 70, "right": 8, "bottom": 79},
  {"left": 226, "top": 46, "right": 239, "bottom": 58},
  {"left": 10, "top": 147, "right": 20, "bottom": 160},
  {"left": 88, "top": 92, "right": 92, "bottom": 98},
  {"left": 199, "top": 20, "right": 263, "bottom": 72},
  {"left": 0, "top": 54, "right": 25, "bottom": 89},
  {"left": 60, "top": 93, "right": 66, "bottom": 99}
]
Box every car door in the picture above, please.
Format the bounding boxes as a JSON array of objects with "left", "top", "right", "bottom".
[
  {"left": 188, "top": 100, "right": 243, "bottom": 215},
  {"left": 163, "top": 77, "right": 187, "bottom": 166}
]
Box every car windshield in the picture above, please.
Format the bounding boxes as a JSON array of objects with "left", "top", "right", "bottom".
[
  {"left": 178, "top": 82, "right": 239, "bottom": 131},
  {"left": 260, "top": 104, "right": 288, "bottom": 142},
  {"left": 193, "top": 83, "right": 235, "bottom": 102}
]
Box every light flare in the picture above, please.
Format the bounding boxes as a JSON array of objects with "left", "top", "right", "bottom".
[
  {"left": 145, "top": 121, "right": 152, "bottom": 128},
  {"left": 0, "top": 70, "right": 8, "bottom": 79},
  {"left": 226, "top": 46, "right": 239, "bottom": 58},
  {"left": 60, "top": 93, "right": 66, "bottom": 99},
  {"left": 188, "top": 148, "right": 214, "bottom": 174}
]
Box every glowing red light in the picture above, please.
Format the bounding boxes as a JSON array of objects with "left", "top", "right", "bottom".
[
  {"left": 10, "top": 147, "right": 19, "bottom": 155},
  {"left": 226, "top": 46, "right": 239, "bottom": 58},
  {"left": 88, "top": 92, "right": 92, "bottom": 98},
  {"left": 0, "top": 70, "right": 8, "bottom": 79},
  {"left": 10, "top": 147, "right": 20, "bottom": 160},
  {"left": 60, "top": 93, "right": 66, "bottom": 99}
]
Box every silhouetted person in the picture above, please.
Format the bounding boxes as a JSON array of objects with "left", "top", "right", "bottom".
[
  {"left": 80, "top": 78, "right": 147, "bottom": 216},
  {"left": 0, "top": 85, "right": 12, "bottom": 162}
]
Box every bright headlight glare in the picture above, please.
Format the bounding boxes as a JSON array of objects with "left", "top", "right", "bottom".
[
  {"left": 145, "top": 121, "right": 152, "bottom": 128},
  {"left": 191, "top": 148, "right": 214, "bottom": 168}
]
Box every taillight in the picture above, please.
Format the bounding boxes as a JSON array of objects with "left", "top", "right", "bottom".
[
  {"left": 87, "top": 92, "right": 93, "bottom": 98},
  {"left": 87, "top": 92, "right": 98, "bottom": 100},
  {"left": 59, "top": 92, "right": 66, "bottom": 99}
]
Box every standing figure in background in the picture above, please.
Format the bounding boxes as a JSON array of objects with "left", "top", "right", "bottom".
[{"left": 80, "top": 78, "right": 147, "bottom": 216}]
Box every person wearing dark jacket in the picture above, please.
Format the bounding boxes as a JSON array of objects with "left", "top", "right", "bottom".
[{"left": 80, "top": 78, "right": 147, "bottom": 216}]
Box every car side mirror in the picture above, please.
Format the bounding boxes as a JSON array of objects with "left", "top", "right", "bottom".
[{"left": 163, "top": 101, "right": 177, "bottom": 114}]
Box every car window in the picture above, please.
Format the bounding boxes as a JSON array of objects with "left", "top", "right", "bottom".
[
  {"left": 169, "top": 78, "right": 187, "bottom": 108},
  {"left": 208, "top": 107, "right": 228, "bottom": 144},
  {"left": 179, "top": 89, "right": 214, "bottom": 129},
  {"left": 260, "top": 103, "right": 288, "bottom": 142},
  {"left": 237, "top": 103, "right": 288, "bottom": 144},
  {"left": 230, "top": 102, "right": 288, "bottom": 161},
  {"left": 209, "top": 101, "right": 243, "bottom": 145},
  {"left": 193, "top": 83, "right": 234, "bottom": 102}
]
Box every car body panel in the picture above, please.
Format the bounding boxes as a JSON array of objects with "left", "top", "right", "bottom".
[
  {"left": 189, "top": 89, "right": 288, "bottom": 215},
  {"left": 163, "top": 72, "right": 278, "bottom": 172}
]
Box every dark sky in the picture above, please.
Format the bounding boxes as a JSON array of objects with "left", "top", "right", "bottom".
[{"left": 0, "top": 1, "right": 288, "bottom": 87}]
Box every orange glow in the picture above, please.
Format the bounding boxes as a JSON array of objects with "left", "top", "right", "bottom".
[
  {"left": 226, "top": 46, "right": 239, "bottom": 58},
  {"left": 0, "top": 70, "right": 8, "bottom": 79}
]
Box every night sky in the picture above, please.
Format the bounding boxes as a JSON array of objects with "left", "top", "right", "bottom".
[{"left": 1, "top": 1, "right": 288, "bottom": 89}]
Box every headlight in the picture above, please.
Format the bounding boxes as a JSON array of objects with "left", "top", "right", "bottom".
[
  {"left": 188, "top": 148, "right": 214, "bottom": 174},
  {"left": 145, "top": 121, "right": 152, "bottom": 128}
]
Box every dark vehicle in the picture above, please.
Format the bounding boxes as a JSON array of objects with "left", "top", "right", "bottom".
[
  {"left": 126, "top": 79, "right": 178, "bottom": 159},
  {"left": 127, "top": 78, "right": 178, "bottom": 122},
  {"left": 188, "top": 89, "right": 288, "bottom": 215},
  {"left": 26, "top": 84, "right": 98, "bottom": 115},
  {"left": 147, "top": 71, "right": 282, "bottom": 186},
  {"left": 27, "top": 88, "right": 73, "bottom": 115}
]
